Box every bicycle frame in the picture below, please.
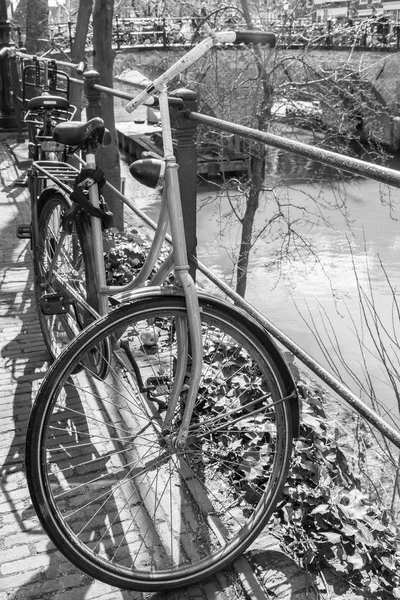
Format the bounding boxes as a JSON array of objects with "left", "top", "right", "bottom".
[
  {"left": 123, "top": 27, "right": 276, "bottom": 442},
  {"left": 30, "top": 26, "right": 276, "bottom": 445},
  {"left": 149, "top": 88, "right": 203, "bottom": 444},
  {"left": 25, "top": 27, "right": 302, "bottom": 591}
]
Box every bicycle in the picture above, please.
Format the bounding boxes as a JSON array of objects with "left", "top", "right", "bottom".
[
  {"left": 26, "top": 27, "right": 300, "bottom": 591},
  {"left": 20, "top": 51, "right": 82, "bottom": 161},
  {"left": 14, "top": 50, "right": 89, "bottom": 362},
  {"left": 24, "top": 121, "right": 112, "bottom": 372}
]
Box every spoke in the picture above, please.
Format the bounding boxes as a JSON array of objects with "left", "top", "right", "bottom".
[
  {"left": 53, "top": 401, "right": 136, "bottom": 438},
  {"left": 170, "top": 452, "right": 230, "bottom": 545},
  {"left": 49, "top": 442, "right": 154, "bottom": 475},
  {"left": 191, "top": 394, "right": 272, "bottom": 432},
  {"left": 85, "top": 442, "right": 168, "bottom": 554},
  {"left": 185, "top": 442, "right": 270, "bottom": 481},
  {"left": 109, "top": 451, "right": 176, "bottom": 567},
  {"left": 57, "top": 444, "right": 165, "bottom": 508},
  {"left": 138, "top": 453, "right": 180, "bottom": 568},
  {"left": 47, "top": 432, "right": 135, "bottom": 451},
  {"left": 32, "top": 302, "right": 291, "bottom": 583}
]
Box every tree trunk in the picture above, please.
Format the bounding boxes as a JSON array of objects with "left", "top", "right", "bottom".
[
  {"left": 236, "top": 148, "right": 265, "bottom": 298},
  {"left": 71, "top": 0, "right": 92, "bottom": 61},
  {"left": 69, "top": 0, "right": 93, "bottom": 119},
  {"left": 25, "top": 0, "right": 48, "bottom": 53},
  {"left": 234, "top": 0, "right": 272, "bottom": 297},
  {"left": 92, "top": 0, "right": 122, "bottom": 229}
]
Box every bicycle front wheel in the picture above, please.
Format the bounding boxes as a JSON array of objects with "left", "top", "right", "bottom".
[
  {"left": 26, "top": 294, "right": 295, "bottom": 591},
  {"left": 34, "top": 192, "right": 110, "bottom": 377}
]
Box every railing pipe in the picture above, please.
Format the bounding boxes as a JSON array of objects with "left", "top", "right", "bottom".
[
  {"left": 186, "top": 111, "right": 400, "bottom": 189},
  {"left": 12, "top": 18, "right": 400, "bottom": 52},
  {"left": 68, "top": 76, "right": 84, "bottom": 86},
  {"left": 93, "top": 83, "right": 145, "bottom": 99},
  {"left": 100, "top": 145, "right": 400, "bottom": 447}
]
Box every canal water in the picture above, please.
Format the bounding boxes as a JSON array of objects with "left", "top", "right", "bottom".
[{"left": 115, "top": 97, "right": 400, "bottom": 426}]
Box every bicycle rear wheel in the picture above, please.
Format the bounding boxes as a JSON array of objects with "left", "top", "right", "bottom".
[
  {"left": 34, "top": 192, "right": 110, "bottom": 377},
  {"left": 26, "top": 293, "right": 296, "bottom": 591}
]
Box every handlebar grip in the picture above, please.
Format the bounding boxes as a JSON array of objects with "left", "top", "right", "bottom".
[
  {"left": 234, "top": 31, "right": 276, "bottom": 47},
  {"left": 76, "top": 61, "right": 85, "bottom": 75}
]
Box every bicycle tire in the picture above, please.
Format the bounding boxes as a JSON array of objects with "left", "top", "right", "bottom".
[
  {"left": 26, "top": 293, "right": 295, "bottom": 591},
  {"left": 34, "top": 192, "right": 111, "bottom": 377}
]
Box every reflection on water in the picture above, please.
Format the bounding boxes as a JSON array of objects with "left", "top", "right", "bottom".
[
  {"left": 121, "top": 138, "right": 400, "bottom": 424},
  {"left": 265, "top": 149, "right": 338, "bottom": 184},
  {"left": 196, "top": 171, "right": 400, "bottom": 421}
]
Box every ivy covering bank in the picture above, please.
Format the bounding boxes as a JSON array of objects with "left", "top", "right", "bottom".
[
  {"left": 104, "top": 228, "right": 400, "bottom": 599},
  {"left": 271, "top": 379, "right": 400, "bottom": 598}
]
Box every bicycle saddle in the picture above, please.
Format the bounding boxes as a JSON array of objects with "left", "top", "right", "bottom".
[
  {"left": 53, "top": 117, "right": 112, "bottom": 146},
  {"left": 27, "top": 95, "right": 70, "bottom": 111}
]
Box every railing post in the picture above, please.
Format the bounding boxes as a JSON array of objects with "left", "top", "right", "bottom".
[
  {"left": 9, "top": 49, "right": 25, "bottom": 141},
  {"left": 169, "top": 88, "right": 198, "bottom": 280},
  {"left": 83, "top": 70, "right": 102, "bottom": 120},
  {"left": 0, "top": 0, "right": 17, "bottom": 129},
  {"left": 162, "top": 17, "right": 167, "bottom": 47},
  {"left": 115, "top": 15, "right": 121, "bottom": 50},
  {"left": 326, "top": 19, "right": 332, "bottom": 46},
  {"left": 68, "top": 22, "right": 73, "bottom": 52}
]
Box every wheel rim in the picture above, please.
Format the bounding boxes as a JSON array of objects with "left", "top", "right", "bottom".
[{"left": 30, "top": 299, "right": 292, "bottom": 589}]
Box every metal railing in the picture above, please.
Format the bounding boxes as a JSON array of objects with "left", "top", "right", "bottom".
[
  {"left": 4, "top": 48, "right": 400, "bottom": 449},
  {"left": 80, "top": 70, "right": 400, "bottom": 449},
  {"left": 10, "top": 16, "right": 400, "bottom": 52}
]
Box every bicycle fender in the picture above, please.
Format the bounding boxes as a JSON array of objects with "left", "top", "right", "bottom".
[{"left": 36, "top": 187, "right": 71, "bottom": 216}]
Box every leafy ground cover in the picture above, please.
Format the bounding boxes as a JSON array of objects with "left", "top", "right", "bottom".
[
  {"left": 104, "top": 227, "right": 400, "bottom": 598},
  {"left": 266, "top": 376, "right": 400, "bottom": 599},
  {"left": 104, "top": 228, "right": 149, "bottom": 285}
]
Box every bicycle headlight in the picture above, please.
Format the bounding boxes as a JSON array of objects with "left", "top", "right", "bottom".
[{"left": 129, "top": 158, "right": 165, "bottom": 189}]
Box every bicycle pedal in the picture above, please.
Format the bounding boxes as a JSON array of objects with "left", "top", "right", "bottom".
[
  {"left": 16, "top": 224, "right": 32, "bottom": 239},
  {"left": 39, "top": 293, "right": 73, "bottom": 315}
]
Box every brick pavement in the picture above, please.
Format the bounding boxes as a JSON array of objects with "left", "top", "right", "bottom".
[{"left": 0, "top": 136, "right": 242, "bottom": 600}]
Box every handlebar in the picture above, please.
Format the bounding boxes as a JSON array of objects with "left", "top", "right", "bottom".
[{"left": 125, "top": 29, "right": 276, "bottom": 113}]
